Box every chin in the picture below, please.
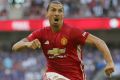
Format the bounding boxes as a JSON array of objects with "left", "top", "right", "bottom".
[{"left": 53, "top": 23, "right": 59, "bottom": 26}]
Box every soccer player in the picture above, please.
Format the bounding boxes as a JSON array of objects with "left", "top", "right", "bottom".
[{"left": 12, "top": 1, "right": 115, "bottom": 80}]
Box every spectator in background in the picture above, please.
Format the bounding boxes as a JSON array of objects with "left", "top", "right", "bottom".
[
  {"left": 0, "top": 9, "right": 7, "bottom": 20},
  {"left": 0, "top": 0, "right": 120, "bottom": 19}
]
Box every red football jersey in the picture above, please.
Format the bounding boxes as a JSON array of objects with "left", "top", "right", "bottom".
[{"left": 27, "top": 23, "right": 89, "bottom": 80}]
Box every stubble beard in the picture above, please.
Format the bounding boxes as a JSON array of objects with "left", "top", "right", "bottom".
[{"left": 53, "top": 25, "right": 60, "bottom": 32}]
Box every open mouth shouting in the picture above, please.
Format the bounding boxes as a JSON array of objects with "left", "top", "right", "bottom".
[{"left": 54, "top": 18, "right": 59, "bottom": 24}]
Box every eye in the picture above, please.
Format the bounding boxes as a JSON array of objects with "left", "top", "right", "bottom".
[
  {"left": 51, "top": 8, "right": 56, "bottom": 12},
  {"left": 59, "top": 9, "right": 63, "bottom": 13}
]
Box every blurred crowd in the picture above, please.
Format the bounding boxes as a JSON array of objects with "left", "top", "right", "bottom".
[
  {"left": 0, "top": 0, "right": 120, "bottom": 20},
  {"left": 84, "top": 47, "right": 120, "bottom": 80},
  {"left": 0, "top": 48, "right": 120, "bottom": 80},
  {"left": 0, "top": 50, "right": 46, "bottom": 80}
]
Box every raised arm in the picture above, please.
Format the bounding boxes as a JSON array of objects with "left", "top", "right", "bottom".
[
  {"left": 85, "top": 34, "right": 115, "bottom": 76},
  {"left": 12, "top": 38, "right": 41, "bottom": 51}
]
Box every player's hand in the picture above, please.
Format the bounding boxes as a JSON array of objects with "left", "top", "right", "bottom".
[
  {"left": 26, "top": 39, "right": 41, "bottom": 49},
  {"left": 104, "top": 62, "right": 115, "bottom": 77}
]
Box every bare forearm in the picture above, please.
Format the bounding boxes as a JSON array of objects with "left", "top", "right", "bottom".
[
  {"left": 95, "top": 39, "right": 113, "bottom": 64},
  {"left": 12, "top": 38, "right": 28, "bottom": 51},
  {"left": 86, "top": 34, "right": 114, "bottom": 64},
  {"left": 12, "top": 38, "right": 41, "bottom": 51},
  {"left": 86, "top": 34, "right": 115, "bottom": 76}
]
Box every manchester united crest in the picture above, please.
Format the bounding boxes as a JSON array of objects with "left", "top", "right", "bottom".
[{"left": 61, "top": 37, "right": 68, "bottom": 46}]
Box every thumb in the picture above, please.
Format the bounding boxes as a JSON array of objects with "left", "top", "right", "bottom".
[{"left": 33, "top": 39, "right": 41, "bottom": 48}]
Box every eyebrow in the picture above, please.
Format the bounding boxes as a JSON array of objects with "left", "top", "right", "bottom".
[{"left": 50, "top": 7, "right": 63, "bottom": 10}]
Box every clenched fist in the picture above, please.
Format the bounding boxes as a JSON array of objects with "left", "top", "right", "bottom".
[
  {"left": 104, "top": 63, "right": 115, "bottom": 77},
  {"left": 26, "top": 39, "right": 41, "bottom": 49}
]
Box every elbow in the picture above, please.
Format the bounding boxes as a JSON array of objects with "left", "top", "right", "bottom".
[
  {"left": 12, "top": 38, "right": 27, "bottom": 52},
  {"left": 12, "top": 44, "right": 17, "bottom": 52}
]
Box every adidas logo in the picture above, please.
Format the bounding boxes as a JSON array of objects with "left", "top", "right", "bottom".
[{"left": 44, "top": 40, "right": 49, "bottom": 44}]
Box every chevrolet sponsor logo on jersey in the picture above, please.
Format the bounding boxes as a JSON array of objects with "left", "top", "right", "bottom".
[
  {"left": 61, "top": 37, "right": 68, "bottom": 46},
  {"left": 48, "top": 48, "right": 66, "bottom": 56}
]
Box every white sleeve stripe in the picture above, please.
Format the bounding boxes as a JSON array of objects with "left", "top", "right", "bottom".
[{"left": 82, "top": 32, "right": 87, "bottom": 37}]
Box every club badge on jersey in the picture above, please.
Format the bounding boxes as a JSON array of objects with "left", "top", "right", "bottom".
[
  {"left": 47, "top": 37, "right": 68, "bottom": 59},
  {"left": 61, "top": 37, "right": 68, "bottom": 46}
]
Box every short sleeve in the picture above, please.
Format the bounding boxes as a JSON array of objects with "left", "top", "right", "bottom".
[
  {"left": 72, "top": 28, "right": 89, "bottom": 46},
  {"left": 27, "top": 29, "right": 41, "bottom": 41}
]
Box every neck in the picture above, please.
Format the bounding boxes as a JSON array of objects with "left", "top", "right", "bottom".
[{"left": 51, "top": 22, "right": 63, "bottom": 32}]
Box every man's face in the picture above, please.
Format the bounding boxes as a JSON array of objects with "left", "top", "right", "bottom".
[{"left": 46, "top": 3, "right": 64, "bottom": 27}]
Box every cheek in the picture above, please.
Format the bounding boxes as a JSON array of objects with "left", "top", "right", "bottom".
[
  {"left": 49, "top": 17, "right": 53, "bottom": 22},
  {"left": 48, "top": 14, "right": 53, "bottom": 19},
  {"left": 60, "top": 15, "right": 64, "bottom": 19},
  {"left": 49, "top": 12, "right": 54, "bottom": 16},
  {"left": 61, "top": 14, "right": 64, "bottom": 17},
  {"left": 47, "top": 13, "right": 54, "bottom": 17}
]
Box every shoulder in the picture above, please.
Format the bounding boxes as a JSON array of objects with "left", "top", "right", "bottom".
[
  {"left": 34, "top": 27, "right": 50, "bottom": 33},
  {"left": 64, "top": 23, "right": 82, "bottom": 32},
  {"left": 63, "top": 23, "right": 75, "bottom": 32},
  {"left": 42, "top": 26, "right": 51, "bottom": 31},
  {"left": 63, "top": 23, "right": 73, "bottom": 29}
]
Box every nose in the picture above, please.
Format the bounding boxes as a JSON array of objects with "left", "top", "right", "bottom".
[{"left": 55, "top": 11, "right": 59, "bottom": 16}]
